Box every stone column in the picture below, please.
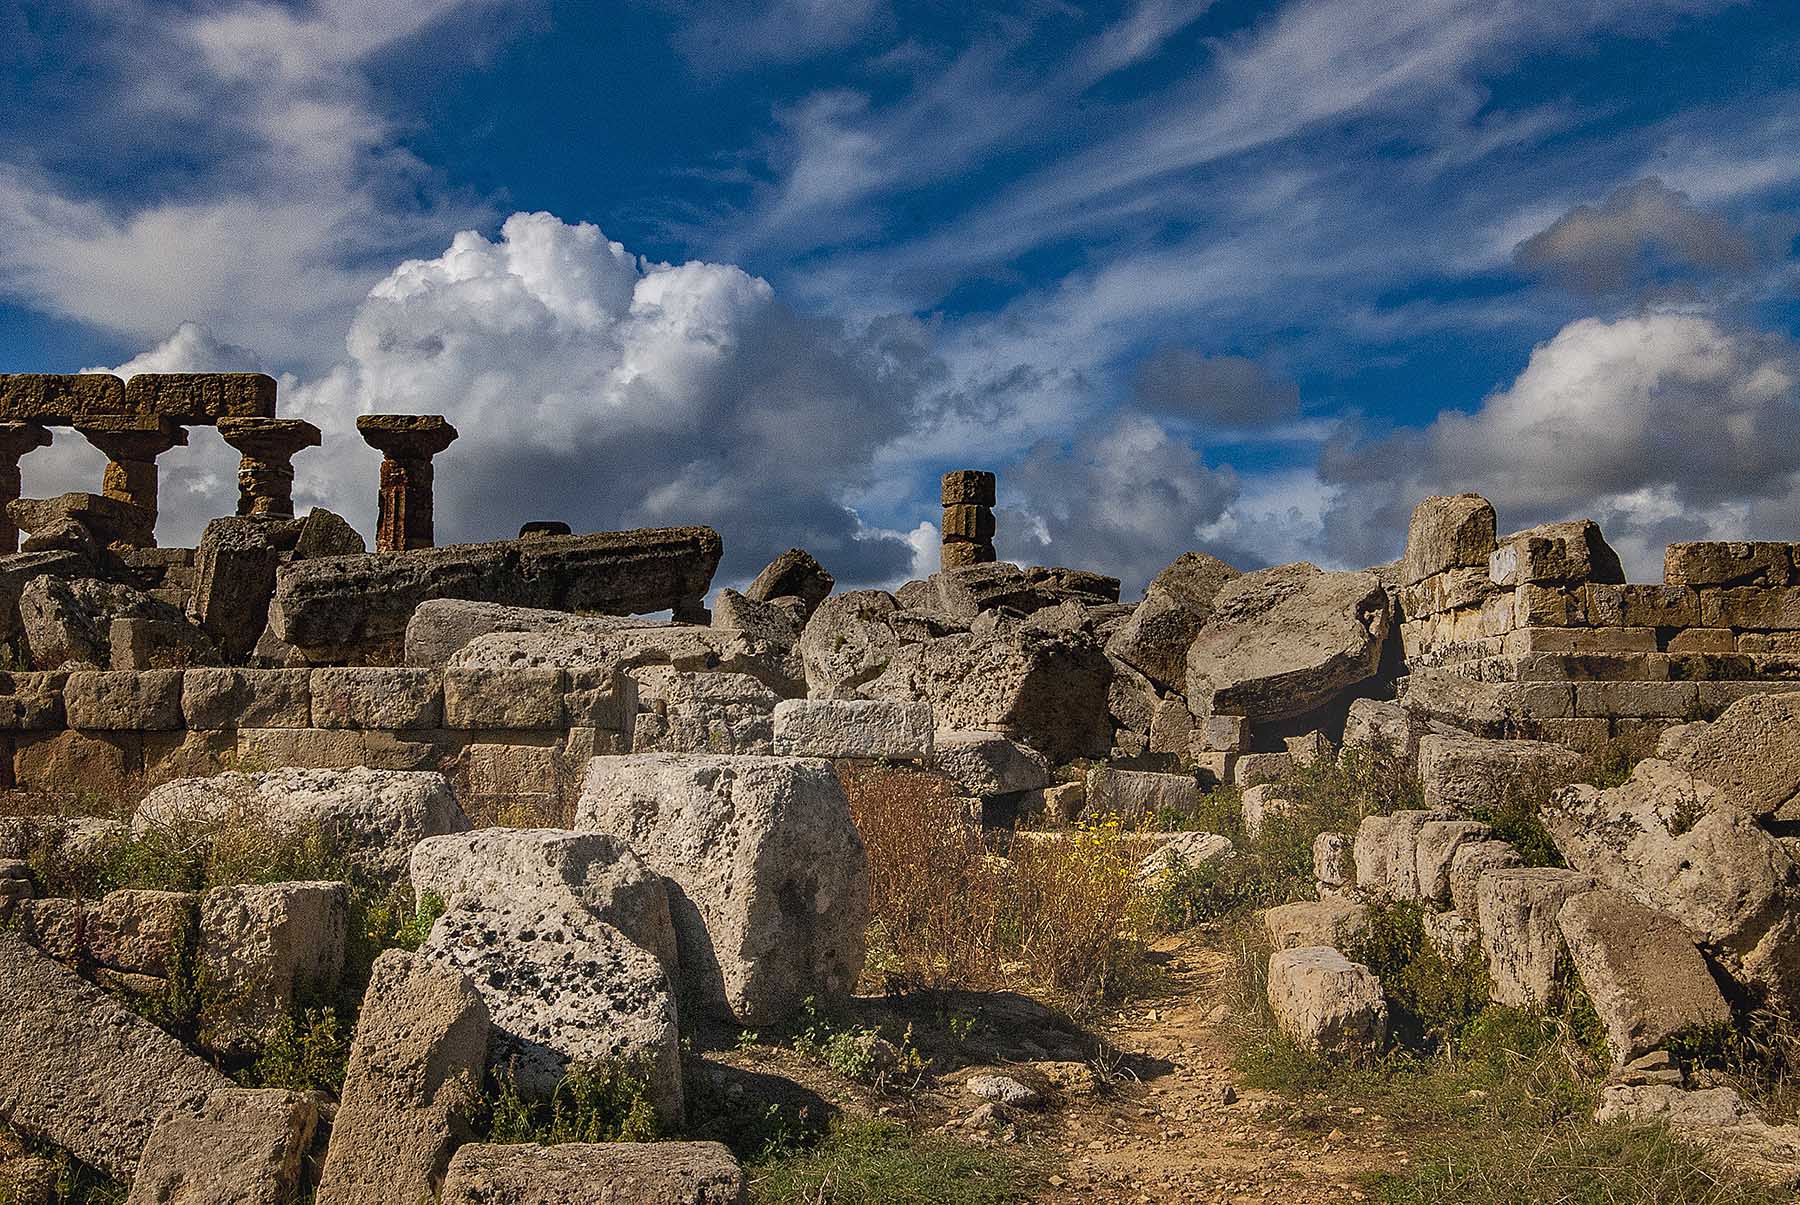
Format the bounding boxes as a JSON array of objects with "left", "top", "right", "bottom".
[
  {"left": 0, "top": 422, "right": 51, "bottom": 553},
  {"left": 218, "top": 417, "right": 322, "bottom": 519},
  {"left": 75, "top": 416, "right": 187, "bottom": 547},
  {"left": 940, "top": 469, "right": 996, "bottom": 568},
  {"left": 356, "top": 415, "right": 459, "bottom": 552}
]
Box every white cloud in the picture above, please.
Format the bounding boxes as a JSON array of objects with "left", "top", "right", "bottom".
[{"left": 1514, "top": 177, "right": 1759, "bottom": 295}]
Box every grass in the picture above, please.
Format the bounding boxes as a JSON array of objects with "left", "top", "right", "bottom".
[{"left": 749, "top": 1118, "right": 1040, "bottom": 1205}]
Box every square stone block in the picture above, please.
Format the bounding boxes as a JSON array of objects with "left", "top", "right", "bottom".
[
  {"left": 443, "top": 667, "right": 565, "bottom": 730},
  {"left": 182, "top": 668, "right": 312, "bottom": 729},
  {"left": 14, "top": 730, "right": 140, "bottom": 796},
  {"left": 310, "top": 668, "right": 442, "bottom": 730},
  {"left": 63, "top": 670, "right": 183, "bottom": 730}
]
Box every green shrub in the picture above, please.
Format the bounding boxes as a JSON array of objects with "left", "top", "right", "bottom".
[
  {"left": 787, "top": 997, "right": 926, "bottom": 1092},
  {"left": 245, "top": 1006, "right": 352, "bottom": 1094},
  {"left": 476, "top": 1060, "right": 662, "bottom": 1146},
  {"left": 1348, "top": 903, "right": 1490, "bottom": 1049}
]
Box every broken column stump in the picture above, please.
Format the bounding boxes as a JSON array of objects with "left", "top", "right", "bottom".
[
  {"left": 219, "top": 418, "right": 322, "bottom": 519},
  {"left": 74, "top": 416, "right": 188, "bottom": 547},
  {"left": 0, "top": 423, "right": 52, "bottom": 552},
  {"left": 941, "top": 469, "right": 997, "bottom": 568},
  {"left": 357, "top": 415, "right": 459, "bottom": 553}
]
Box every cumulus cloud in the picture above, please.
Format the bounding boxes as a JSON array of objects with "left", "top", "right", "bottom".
[
  {"left": 276, "top": 212, "right": 929, "bottom": 585},
  {"left": 996, "top": 412, "right": 1241, "bottom": 595},
  {"left": 1513, "top": 177, "right": 1759, "bottom": 297},
  {"left": 1319, "top": 311, "right": 1800, "bottom": 578},
  {"left": 1132, "top": 347, "right": 1300, "bottom": 429}
]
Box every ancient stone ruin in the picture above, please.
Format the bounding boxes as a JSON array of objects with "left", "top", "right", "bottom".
[{"left": 5, "top": 379, "right": 1800, "bottom": 1197}]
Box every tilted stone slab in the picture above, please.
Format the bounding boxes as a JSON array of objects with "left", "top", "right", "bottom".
[
  {"left": 0, "top": 933, "right": 230, "bottom": 1178},
  {"left": 0, "top": 373, "right": 125, "bottom": 423},
  {"left": 270, "top": 527, "right": 723, "bottom": 658},
  {"left": 575, "top": 754, "right": 868, "bottom": 1025},
  {"left": 440, "top": 1141, "right": 748, "bottom": 1205},
  {"left": 126, "top": 1088, "right": 320, "bottom": 1205},
  {"left": 120, "top": 373, "right": 278, "bottom": 424}
]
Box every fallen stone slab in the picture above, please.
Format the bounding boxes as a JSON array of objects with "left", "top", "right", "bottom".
[
  {"left": 453, "top": 622, "right": 798, "bottom": 703},
  {"left": 0, "top": 933, "right": 230, "bottom": 1179},
  {"left": 630, "top": 668, "right": 778, "bottom": 755},
  {"left": 1136, "top": 831, "right": 1233, "bottom": 885},
  {"left": 410, "top": 828, "right": 677, "bottom": 978},
  {"left": 440, "top": 1141, "right": 747, "bottom": 1204},
  {"left": 575, "top": 754, "right": 868, "bottom": 1025},
  {"left": 315, "top": 950, "right": 490, "bottom": 1205},
  {"left": 1082, "top": 765, "right": 1201, "bottom": 824},
  {"left": 1353, "top": 810, "right": 1450, "bottom": 902},
  {"left": 933, "top": 729, "right": 1050, "bottom": 798},
  {"left": 745, "top": 547, "right": 833, "bottom": 615},
  {"left": 1418, "top": 733, "right": 1583, "bottom": 814},
  {"left": 1241, "top": 783, "right": 1300, "bottom": 840},
  {"left": 798, "top": 589, "right": 902, "bottom": 698},
  {"left": 771, "top": 697, "right": 933, "bottom": 759},
  {"left": 419, "top": 891, "right": 683, "bottom": 1124},
  {"left": 198, "top": 880, "right": 349, "bottom": 1055},
  {"left": 1262, "top": 899, "right": 1370, "bottom": 952},
  {"left": 10, "top": 492, "right": 152, "bottom": 549},
  {"left": 1477, "top": 866, "right": 1595, "bottom": 1008},
  {"left": 1447, "top": 838, "right": 1524, "bottom": 918},
  {"left": 1662, "top": 692, "right": 1800, "bottom": 818},
  {"left": 125, "top": 1088, "right": 320, "bottom": 1205},
  {"left": 1340, "top": 698, "right": 1432, "bottom": 763},
  {"left": 1186, "top": 562, "right": 1391, "bottom": 723},
  {"left": 135, "top": 767, "right": 468, "bottom": 886},
  {"left": 403, "top": 598, "right": 660, "bottom": 667},
  {"left": 1413, "top": 819, "right": 1493, "bottom": 908},
  {"left": 270, "top": 527, "right": 723, "bottom": 659},
  {"left": 1266, "top": 946, "right": 1387, "bottom": 1061},
  {"left": 1104, "top": 551, "right": 1240, "bottom": 694},
  {"left": 1488, "top": 520, "right": 1625, "bottom": 587},
  {"left": 1558, "top": 889, "right": 1732, "bottom": 1068}
]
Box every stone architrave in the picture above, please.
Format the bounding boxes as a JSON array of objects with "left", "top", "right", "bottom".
[
  {"left": 357, "top": 415, "right": 459, "bottom": 552},
  {"left": 219, "top": 418, "right": 322, "bottom": 519},
  {"left": 74, "top": 416, "right": 188, "bottom": 547},
  {"left": 0, "top": 422, "right": 51, "bottom": 552}
]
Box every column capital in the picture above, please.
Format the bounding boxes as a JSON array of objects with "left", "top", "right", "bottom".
[
  {"left": 74, "top": 414, "right": 188, "bottom": 460},
  {"left": 218, "top": 416, "right": 322, "bottom": 460},
  {"left": 356, "top": 413, "right": 458, "bottom": 460}
]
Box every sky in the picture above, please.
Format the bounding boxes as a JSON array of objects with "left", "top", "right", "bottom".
[{"left": 2, "top": 0, "right": 1797, "bottom": 594}]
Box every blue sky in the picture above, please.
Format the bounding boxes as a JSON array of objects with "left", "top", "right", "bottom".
[{"left": 2, "top": 0, "right": 1797, "bottom": 591}]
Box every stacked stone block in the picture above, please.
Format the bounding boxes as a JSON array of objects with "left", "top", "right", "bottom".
[{"left": 940, "top": 469, "right": 996, "bottom": 569}]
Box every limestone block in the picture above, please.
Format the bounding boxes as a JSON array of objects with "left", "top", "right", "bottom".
[
  {"left": 443, "top": 666, "right": 565, "bottom": 730},
  {"left": 1339, "top": 698, "right": 1426, "bottom": 763},
  {"left": 63, "top": 668, "right": 183, "bottom": 730},
  {"left": 1513, "top": 583, "right": 1579, "bottom": 627},
  {"left": 1666, "top": 541, "right": 1796, "bottom": 589},
  {"left": 1241, "top": 783, "right": 1299, "bottom": 840},
  {"left": 198, "top": 881, "right": 349, "bottom": 1055},
  {"left": 190, "top": 516, "right": 280, "bottom": 661},
  {"left": 1701, "top": 587, "right": 1800, "bottom": 631},
  {"left": 1403, "top": 494, "right": 1497, "bottom": 586},
  {"left": 1476, "top": 866, "right": 1594, "bottom": 1008},
  {"left": 1422, "top": 908, "right": 1481, "bottom": 962},
  {"left": 1262, "top": 899, "right": 1370, "bottom": 951},
  {"left": 712, "top": 589, "right": 806, "bottom": 655},
  {"left": 941, "top": 503, "right": 995, "bottom": 541},
  {"left": 14, "top": 730, "right": 139, "bottom": 796},
  {"left": 1083, "top": 765, "right": 1201, "bottom": 823},
  {"left": 940, "top": 470, "right": 996, "bottom": 507},
  {"left": 143, "top": 729, "right": 236, "bottom": 787},
  {"left": 1147, "top": 693, "right": 1198, "bottom": 754},
  {"left": 1488, "top": 520, "right": 1624, "bottom": 587},
  {"left": 933, "top": 729, "right": 1050, "bottom": 797},
  {"left": 1417, "top": 733, "right": 1583, "bottom": 813},
  {"left": 13, "top": 888, "right": 194, "bottom": 981},
  {"left": 1265, "top": 946, "right": 1387, "bottom": 1060},
  {"left": 629, "top": 668, "right": 777, "bottom": 755},
  {"left": 181, "top": 668, "right": 311, "bottom": 729},
  {"left": 108, "top": 616, "right": 220, "bottom": 670},
  {"left": 419, "top": 892, "right": 683, "bottom": 1123},
  {"left": 440, "top": 1141, "right": 748, "bottom": 1205},
  {"left": 1103, "top": 551, "right": 1240, "bottom": 692},
  {"left": 1558, "top": 889, "right": 1732, "bottom": 1067},
  {"left": 1670, "top": 628, "right": 1736, "bottom": 654},
  {"left": 1447, "top": 839, "right": 1524, "bottom": 918},
  {"left": 0, "top": 670, "right": 66, "bottom": 731},
  {"left": 1500, "top": 626, "right": 1657, "bottom": 655},
  {"left": 1414, "top": 819, "right": 1493, "bottom": 907},
  {"left": 771, "top": 698, "right": 933, "bottom": 759},
  {"left": 1661, "top": 692, "right": 1800, "bottom": 817},
  {"left": 126, "top": 1088, "right": 320, "bottom": 1205},
  {"left": 1584, "top": 583, "right": 1702, "bottom": 629},
  {"left": 121, "top": 372, "right": 277, "bottom": 423},
  {"left": 574, "top": 754, "right": 868, "bottom": 1025},
  {"left": 311, "top": 668, "right": 443, "bottom": 730},
  {"left": 1313, "top": 832, "right": 1353, "bottom": 890},
  {"left": 315, "top": 951, "right": 490, "bottom": 1205},
  {"left": 1353, "top": 811, "right": 1448, "bottom": 902},
  {"left": 0, "top": 372, "right": 125, "bottom": 422},
  {"left": 1571, "top": 680, "right": 1698, "bottom": 720},
  {"left": 458, "top": 742, "right": 562, "bottom": 826},
  {"left": 410, "top": 828, "right": 677, "bottom": 976},
  {"left": 1135, "top": 831, "right": 1233, "bottom": 885},
  {"left": 0, "top": 934, "right": 230, "bottom": 1178},
  {"left": 744, "top": 547, "right": 834, "bottom": 614}
]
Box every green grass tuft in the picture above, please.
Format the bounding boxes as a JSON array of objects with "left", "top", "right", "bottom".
[{"left": 749, "top": 1118, "right": 1039, "bottom": 1205}]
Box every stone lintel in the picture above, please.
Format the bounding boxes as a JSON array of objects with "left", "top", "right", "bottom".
[
  {"left": 122, "top": 374, "right": 278, "bottom": 424},
  {"left": 0, "top": 374, "right": 125, "bottom": 424},
  {"left": 356, "top": 414, "right": 459, "bottom": 460}
]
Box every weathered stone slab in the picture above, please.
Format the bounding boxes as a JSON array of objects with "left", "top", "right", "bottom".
[
  {"left": 1665, "top": 541, "right": 1795, "bottom": 589},
  {"left": 1476, "top": 866, "right": 1594, "bottom": 1008},
  {"left": 574, "top": 754, "right": 868, "bottom": 1025},
  {"left": 933, "top": 729, "right": 1050, "bottom": 797},
  {"left": 63, "top": 668, "right": 183, "bottom": 730},
  {"left": 443, "top": 666, "right": 565, "bottom": 730},
  {"left": 1104, "top": 551, "right": 1241, "bottom": 694},
  {"left": 1447, "top": 838, "right": 1524, "bottom": 918},
  {"left": 403, "top": 598, "right": 657, "bottom": 668},
  {"left": 181, "top": 668, "right": 311, "bottom": 729},
  {"left": 771, "top": 698, "right": 933, "bottom": 759},
  {"left": 1083, "top": 765, "right": 1202, "bottom": 823},
  {"left": 1558, "top": 889, "right": 1732, "bottom": 1067},
  {"left": 440, "top": 1141, "right": 748, "bottom": 1205},
  {"left": 13, "top": 888, "right": 194, "bottom": 985},
  {"left": 1662, "top": 692, "right": 1800, "bottom": 818},
  {"left": 272, "top": 527, "right": 723, "bottom": 658},
  {"left": 745, "top": 548, "right": 834, "bottom": 614},
  {"left": 199, "top": 880, "right": 349, "bottom": 1055},
  {"left": 453, "top": 622, "right": 796, "bottom": 705},
  {"left": 1262, "top": 899, "right": 1370, "bottom": 952},
  {"left": 122, "top": 373, "right": 278, "bottom": 423},
  {"left": 1266, "top": 946, "right": 1387, "bottom": 1060},
  {"left": 798, "top": 590, "right": 901, "bottom": 697},
  {"left": 630, "top": 668, "right": 777, "bottom": 755},
  {"left": 1414, "top": 819, "right": 1493, "bottom": 907},
  {"left": 126, "top": 1088, "right": 319, "bottom": 1205},
  {"left": 1403, "top": 494, "right": 1497, "bottom": 586},
  {"left": 1489, "top": 520, "right": 1624, "bottom": 586},
  {"left": 1353, "top": 810, "right": 1448, "bottom": 902},
  {"left": 0, "top": 933, "right": 230, "bottom": 1178},
  {"left": 315, "top": 950, "right": 489, "bottom": 1205},
  {"left": 0, "top": 373, "right": 125, "bottom": 423},
  {"left": 190, "top": 516, "right": 281, "bottom": 660},
  {"left": 11, "top": 492, "right": 151, "bottom": 550},
  {"left": 1418, "top": 733, "right": 1583, "bottom": 814},
  {"left": 311, "top": 668, "right": 442, "bottom": 729}
]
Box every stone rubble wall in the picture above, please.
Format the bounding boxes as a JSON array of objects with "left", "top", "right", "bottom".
[{"left": 0, "top": 665, "right": 633, "bottom": 820}]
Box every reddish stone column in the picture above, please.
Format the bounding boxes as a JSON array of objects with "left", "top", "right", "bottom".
[
  {"left": 74, "top": 416, "right": 188, "bottom": 547},
  {"left": 0, "top": 422, "right": 52, "bottom": 552},
  {"left": 218, "top": 417, "right": 323, "bottom": 519},
  {"left": 356, "top": 414, "right": 459, "bottom": 552},
  {"left": 940, "top": 469, "right": 997, "bottom": 568}
]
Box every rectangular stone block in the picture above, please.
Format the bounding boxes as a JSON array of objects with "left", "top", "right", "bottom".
[
  {"left": 563, "top": 670, "right": 635, "bottom": 732},
  {"left": 1524, "top": 717, "right": 1613, "bottom": 755},
  {"left": 1514, "top": 584, "right": 1579, "bottom": 627},
  {"left": 443, "top": 667, "right": 565, "bottom": 730},
  {"left": 1737, "top": 632, "right": 1800, "bottom": 656},
  {"left": 1665, "top": 541, "right": 1795, "bottom": 589},
  {"left": 771, "top": 698, "right": 934, "bottom": 759},
  {"left": 235, "top": 727, "right": 367, "bottom": 770},
  {"left": 1480, "top": 592, "right": 1516, "bottom": 637},
  {"left": 1695, "top": 680, "right": 1800, "bottom": 717},
  {"left": 311, "top": 668, "right": 442, "bottom": 730},
  {"left": 182, "top": 668, "right": 312, "bottom": 729},
  {"left": 0, "top": 373, "right": 125, "bottom": 423},
  {"left": 128, "top": 1087, "right": 320, "bottom": 1205},
  {"left": 1572, "top": 680, "right": 1699, "bottom": 720},
  {"left": 1496, "top": 682, "right": 1574, "bottom": 719},
  {"left": 1477, "top": 867, "right": 1594, "bottom": 1009},
  {"left": 1195, "top": 712, "right": 1249, "bottom": 752},
  {"left": 1500, "top": 627, "right": 1657, "bottom": 656},
  {"left": 1701, "top": 587, "right": 1800, "bottom": 631},
  {"left": 937, "top": 539, "right": 991, "bottom": 568},
  {"left": 0, "top": 671, "right": 65, "bottom": 730},
  {"left": 940, "top": 470, "right": 996, "bottom": 507},
  {"left": 1234, "top": 752, "right": 1292, "bottom": 787},
  {"left": 1189, "top": 750, "right": 1234, "bottom": 788},
  {"left": 1614, "top": 585, "right": 1701, "bottom": 629},
  {"left": 121, "top": 373, "right": 277, "bottom": 424},
  {"left": 143, "top": 730, "right": 235, "bottom": 787},
  {"left": 1668, "top": 628, "right": 1735, "bottom": 654},
  {"left": 14, "top": 730, "right": 139, "bottom": 795},
  {"left": 939, "top": 503, "right": 995, "bottom": 541},
  {"left": 64, "top": 669, "right": 183, "bottom": 730},
  {"left": 459, "top": 743, "right": 562, "bottom": 827}
]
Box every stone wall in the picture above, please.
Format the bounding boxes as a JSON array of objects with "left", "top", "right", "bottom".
[{"left": 0, "top": 666, "right": 633, "bottom": 822}]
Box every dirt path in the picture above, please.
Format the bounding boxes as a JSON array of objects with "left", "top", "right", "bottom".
[{"left": 1035, "top": 935, "right": 1400, "bottom": 1204}]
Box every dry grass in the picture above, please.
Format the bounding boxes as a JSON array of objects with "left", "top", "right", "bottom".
[{"left": 839, "top": 764, "right": 1149, "bottom": 1012}]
